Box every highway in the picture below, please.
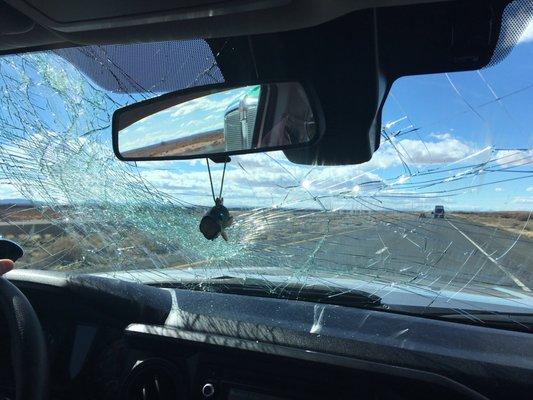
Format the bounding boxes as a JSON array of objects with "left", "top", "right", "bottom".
[
  {"left": 270, "top": 215, "right": 532, "bottom": 294},
  {"left": 1, "top": 213, "right": 530, "bottom": 294}
]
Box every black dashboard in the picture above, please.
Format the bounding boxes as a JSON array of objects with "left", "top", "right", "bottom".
[{"left": 1, "top": 270, "right": 532, "bottom": 400}]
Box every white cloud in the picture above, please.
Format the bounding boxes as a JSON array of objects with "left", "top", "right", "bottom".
[
  {"left": 398, "top": 137, "right": 472, "bottom": 164},
  {"left": 301, "top": 179, "right": 312, "bottom": 189},
  {"left": 430, "top": 132, "right": 452, "bottom": 140},
  {"left": 139, "top": 152, "right": 387, "bottom": 208},
  {"left": 383, "top": 116, "right": 407, "bottom": 130},
  {"left": 0, "top": 183, "right": 22, "bottom": 200},
  {"left": 136, "top": 133, "right": 475, "bottom": 183},
  {"left": 494, "top": 187, "right": 503, "bottom": 192},
  {"left": 511, "top": 196, "right": 533, "bottom": 205},
  {"left": 494, "top": 149, "right": 533, "bottom": 167},
  {"left": 169, "top": 88, "right": 245, "bottom": 118},
  {"left": 169, "top": 97, "right": 222, "bottom": 118},
  {"left": 395, "top": 175, "right": 410, "bottom": 184},
  {"left": 526, "top": 187, "right": 533, "bottom": 192},
  {"left": 518, "top": 19, "right": 533, "bottom": 44},
  {"left": 368, "top": 134, "right": 474, "bottom": 168},
  {"left": 134, "top": 133, "right": 478, "bottom": 208}
]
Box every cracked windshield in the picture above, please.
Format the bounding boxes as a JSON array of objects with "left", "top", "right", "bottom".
[{"left": 0, "top": 16, "right": 532, "bottom": 326}]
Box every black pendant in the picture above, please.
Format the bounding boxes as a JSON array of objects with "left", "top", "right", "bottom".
[{"left": 199, "top": 198, "right": 234, "bottom": 241}]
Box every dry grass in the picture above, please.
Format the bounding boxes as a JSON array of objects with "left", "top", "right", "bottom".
[
  {"left": 2, "top": 207, "right": 531, "bottom": 271},
  {"left": 0, "top": 205, "right": 60, "bottom": 221},
  {"left": 122, "top": 130, "right": 224, "bottom": 158},
  {"left": 452, "top": 211, "right": 532, "bottom": 238}
]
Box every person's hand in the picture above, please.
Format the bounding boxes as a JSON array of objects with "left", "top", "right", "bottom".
[{"left": 0, "top": 259, "right": 14, "bottom": 276}]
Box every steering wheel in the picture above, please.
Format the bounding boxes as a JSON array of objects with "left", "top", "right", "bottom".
[
  {"left": 0, "top": 240, "right": 48, "bottom": 400},
  {"left": 0, "top": 277, "right": 49, "bottom": 400}
]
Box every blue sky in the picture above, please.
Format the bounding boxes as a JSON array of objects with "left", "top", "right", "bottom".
[
  {"left": 0, "top": 22, "right": 532, "bottom": 211},
  {"left": 120, "top": 87, "right": 250, "bottom": 152},
  {"left": 128, "top": 24, "right": 533, "bottom": 211}
]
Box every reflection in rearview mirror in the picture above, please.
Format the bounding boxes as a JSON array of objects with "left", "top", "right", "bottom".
[{"left": 114, "top": 82, "right": 317, "bottom": 160}]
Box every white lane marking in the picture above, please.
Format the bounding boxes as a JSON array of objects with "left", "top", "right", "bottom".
[
  {"left": 375, "top": 246, "right": 388, "bottom": 255},
  {"left": 447, "top": 220, "right": 531, "bottom": 292},
  {"left": 403, "top": 235, "right": 421, "bottom": 249}
]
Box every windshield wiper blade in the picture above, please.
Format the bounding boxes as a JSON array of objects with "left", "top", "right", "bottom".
[
  {"left": 434, "top": 310, "right": 533, "bottom": 332},
  {"left": 155, "top": 275, "right": 383, "bottom": 309},
  {"left": 384, "top": 304, "right": 533, "bottom": 332}
]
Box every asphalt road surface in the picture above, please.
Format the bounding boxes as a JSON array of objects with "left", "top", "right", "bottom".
[
  {"left": 269, "top": 215, "right": 532, "bottom": 293},
  {"left": 1, "top": 214, "right": 530, "bottom": 294}
]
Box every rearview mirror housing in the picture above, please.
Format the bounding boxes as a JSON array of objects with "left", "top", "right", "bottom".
[{"left": 112, "top": 81, "right": 323, "bottom": 162}]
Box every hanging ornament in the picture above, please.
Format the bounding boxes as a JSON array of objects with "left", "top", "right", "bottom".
[{"left": 199, "top": 159, "right": 234, "bottom": 241}]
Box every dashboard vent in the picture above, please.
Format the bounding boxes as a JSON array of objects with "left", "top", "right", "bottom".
[{"left": 122, "top": 358, "right": 184, "bottom": 400}]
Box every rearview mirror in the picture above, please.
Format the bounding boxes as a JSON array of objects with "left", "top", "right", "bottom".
[{"left": 112, "top": 82, "right": 320, "bottom": 161}]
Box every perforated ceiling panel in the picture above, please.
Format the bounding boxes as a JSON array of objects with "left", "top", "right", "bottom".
[
  {"left": 487, "top": 0, "right": 533, "bottom": 66},
  {"left": 54, "top": 39, "right": 224, "bottom": 94}
]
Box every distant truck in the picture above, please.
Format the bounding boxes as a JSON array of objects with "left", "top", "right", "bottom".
[{"left": 433, "top": 205, "right": 445, "bottom": 218}]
